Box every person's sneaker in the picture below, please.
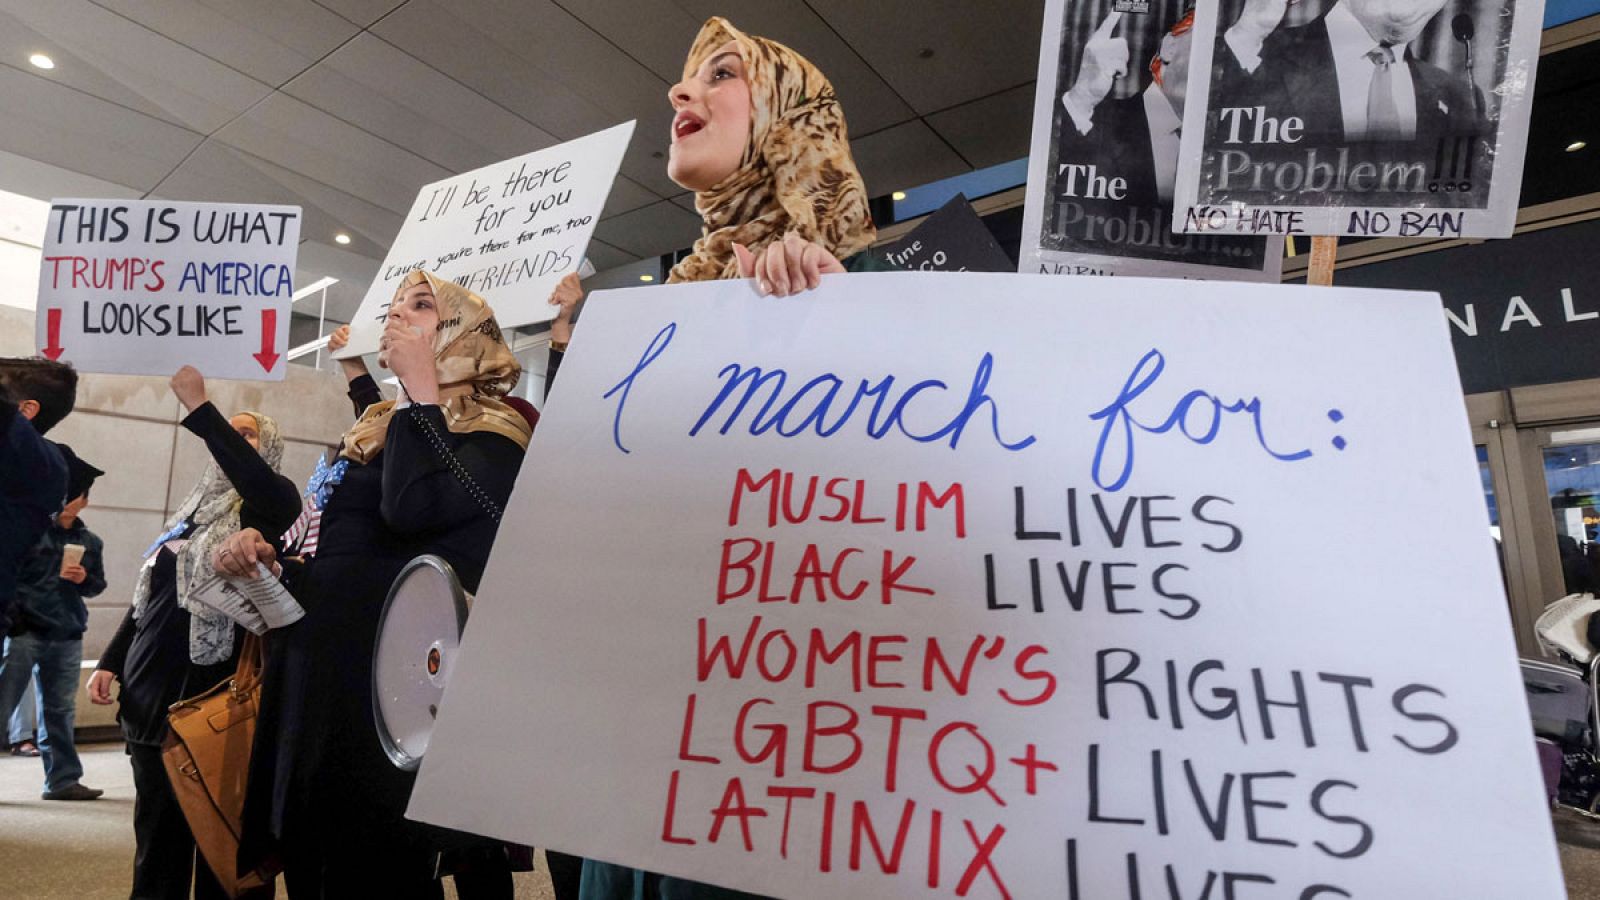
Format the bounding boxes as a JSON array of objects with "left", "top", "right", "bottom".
[{"left": 41, "top": 783, "right": 103, "bottom": 801}]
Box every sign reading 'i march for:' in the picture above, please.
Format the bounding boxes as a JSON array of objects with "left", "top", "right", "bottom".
[{"left": 409, "top": 272, "right": 1562, "bottom": 899}]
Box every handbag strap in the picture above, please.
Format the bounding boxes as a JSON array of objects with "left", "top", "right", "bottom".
[
  {"left": 407, "top": 406, "right": 504, "bottom": 523},
  {"left": 231, "top": 633, "right": 263, "bottom": 696}
]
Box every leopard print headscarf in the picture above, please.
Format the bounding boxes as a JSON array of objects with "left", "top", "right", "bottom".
[
  {"left": 340, "top": 270, "right": 531, "bottom": 464},
  {"left": 667, "top": 17, "right": 876, "bottom": 284}
]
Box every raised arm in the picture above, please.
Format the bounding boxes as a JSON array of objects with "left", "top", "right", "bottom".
[
  {"left": 329, "top": 324, "right": 383, "bottom": 416},
  {"left": 544, "top": 272, "right": 584, "bottom": 400},
  {"left": 172, "top": 367, "right": 301, "bottom": 539}
]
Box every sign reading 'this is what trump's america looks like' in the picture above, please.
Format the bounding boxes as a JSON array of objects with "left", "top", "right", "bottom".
[{"left": 36, "top": 199, "right": 300, "bottom": 380}]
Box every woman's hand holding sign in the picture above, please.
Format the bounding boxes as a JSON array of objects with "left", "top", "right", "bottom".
[
  {"left": 733, "top": 231, "right": 845, "bottom": 297},
  {"left": 212, "top": 527, "right": 279, "bottom": 579},
  {"left": 548, "top": 272, "right": 584, "bottom": 347},
  {"left": 329, "top": 324, "right": 370, "bottom": 382}
]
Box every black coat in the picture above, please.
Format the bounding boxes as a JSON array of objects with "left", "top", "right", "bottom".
[
  {"left": 241, "top": 403, "right": 524, "bottom": 869},
  {"left": 1057, "top": 93, "right": 1164, "bottom": 212},
  {"left": 0, "top": 401, "right": 67, "bottom": 632}
]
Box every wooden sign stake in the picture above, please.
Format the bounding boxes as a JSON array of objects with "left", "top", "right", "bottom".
[{"left": 1307, "top": 235, "right": 1339, "bottom": 286}]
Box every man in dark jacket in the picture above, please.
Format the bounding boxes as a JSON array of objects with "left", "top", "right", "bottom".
[
  {"left": 0, "top": 357, "right": 78, "bottom": 634},
  {"left": 0, "top": 457, "right": 106, "bottom": 801}
]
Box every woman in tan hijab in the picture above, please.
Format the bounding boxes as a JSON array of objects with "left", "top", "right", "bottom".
[
  {"left": 216, "top": 271, "right": 532, "bottom": 898},
  {"left": 562, "top": 18, "right": 876, "bottom": 900},
  {"left": 546, "top": 16, "right": 879, "bottom": 357}
]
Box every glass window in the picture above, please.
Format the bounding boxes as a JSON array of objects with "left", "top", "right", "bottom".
[
  {"left": 1478, "top": 445, "right": 1500, "bottom": 534},
  {"left": 1543, "top": 441, "right": 1600, "bottom": 595}
]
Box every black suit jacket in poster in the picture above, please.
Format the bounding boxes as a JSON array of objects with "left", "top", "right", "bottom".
[
  {"left": 1214, "top": 10, "right": 1486, "bottom": 151},
  {"left": 1056, "top": 93, "right": 1164, "bottom": 212}
]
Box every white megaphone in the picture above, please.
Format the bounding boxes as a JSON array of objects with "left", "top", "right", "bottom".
[{"left": 372, "top": 555, "right": 471, "bottom": 771}]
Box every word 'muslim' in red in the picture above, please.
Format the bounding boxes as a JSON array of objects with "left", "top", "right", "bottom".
[{"left": 729, "top": 468, "right": 965, "bottom": 537}]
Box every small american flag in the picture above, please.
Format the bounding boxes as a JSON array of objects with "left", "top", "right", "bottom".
[{"left": 281, "top": 506, "right": 322, "bottom": 557}]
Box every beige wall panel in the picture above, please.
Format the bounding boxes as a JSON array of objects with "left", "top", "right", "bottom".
[
  {"left": 196, "top": 366, "right": 358, "bottom": 447},
  {"left": 48, "top": 415, "right": 176, "bottom": 512}
]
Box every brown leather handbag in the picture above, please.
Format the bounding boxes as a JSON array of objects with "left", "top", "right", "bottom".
[{"left": 162, "top": 633, "right": 276, "bottom": 897}]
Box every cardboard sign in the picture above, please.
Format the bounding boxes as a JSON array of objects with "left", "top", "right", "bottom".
[
  {"left": 341, "top": 121, "right": 634, "bottom": 356},
  {"left": 1173, "top": 0, "right": 1544, "bottom": 239},
  {"left": 873, "top": 196, "right": 1013, "bottom": 274},
  {"left": 409, "top": 272, "right": 1561, "bottom": 899},
  {"left": 1019, "top": 0, "right": 1281, "bottom": 280},
  {"left": 35, "top": 199, "right": 301, "bottom": 379}
]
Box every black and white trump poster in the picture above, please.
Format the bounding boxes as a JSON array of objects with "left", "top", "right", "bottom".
[
  {"left": 1021, "top": 0, "right": 1282, "bottom": 280},
  {"left": 1174, "top": 0, "right": 1543, "bottom": 239}
]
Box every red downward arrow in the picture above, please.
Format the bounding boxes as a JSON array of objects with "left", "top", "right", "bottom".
[
  {"left": 42, "top": 308, "right": 64, "bottom": 360},
  {"left": 253, "top": 309, "right": 279, "bottom": 372}
]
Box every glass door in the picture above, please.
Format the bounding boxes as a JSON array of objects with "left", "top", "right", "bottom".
[
  {"left": 1526, "top": 426, "right": 1600, "bottom": 601},
  {"left": 1461, "top": 392, "right": 1548, "bottom": 655}
]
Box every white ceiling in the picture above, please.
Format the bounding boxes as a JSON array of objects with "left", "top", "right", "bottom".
[{"left": 0, "top": 0, "right": 1045, "bottom": 323}]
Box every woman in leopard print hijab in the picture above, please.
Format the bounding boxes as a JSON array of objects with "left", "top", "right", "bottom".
[{"left": 666, "top": 16, "right": 876, "bottom": 285}]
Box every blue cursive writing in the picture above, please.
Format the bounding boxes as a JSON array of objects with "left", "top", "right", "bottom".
[
  {"left": 602, "top": 322, "right": 677, "bottom": 454},
  {"left": 689, "top": 352, "right": 1035, "bottom": 452},
  {"left": 1089, "top": 348, "right": 1314, "bottom": 492}
]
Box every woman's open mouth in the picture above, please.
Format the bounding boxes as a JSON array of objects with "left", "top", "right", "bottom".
[{"left": 673, "top": 113, "right": 705, "bottom": 141}]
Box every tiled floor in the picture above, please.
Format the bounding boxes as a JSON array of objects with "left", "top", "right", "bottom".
[{"left": 0, "top": 742, "right": 555, "bottom": 899}]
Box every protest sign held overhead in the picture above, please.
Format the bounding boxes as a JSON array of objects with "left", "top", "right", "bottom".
[
  {"left": 340, "top": 122, "right": 634, "bottom": 358},
  {"left": 35, "top": 199, "right": 301, "bottom": 380},
  {"left": 1174, "top": 0, "right": 1544, "bottom": 238},
  {"left": 1020, "top": 0, "right": 1281, "bottom": 280},
  {"left": 409, "top": 272, "right": 1562, "bottom": 899},
  {"left": 871, "top": 195, "right": 1014, "bottom": 274}
]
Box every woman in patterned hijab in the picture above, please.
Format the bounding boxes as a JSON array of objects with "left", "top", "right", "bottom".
[
  {"left": 131, "top": 409, "right": 285, "bottom": 664},
  {"left": 568, "top": 21, "right": 874, "bottom": 900},
  {"left": 341, "top": 269, "right": 531, "bottom": 463},
  {"left": 214, "top": 270, "right": 532, "bottom": 897},
  {"left": 546, "top": 16, "right": 879, "bottom": 364},
  {"left": 666, "top": 16, "right": 876, "bottom": 286}
]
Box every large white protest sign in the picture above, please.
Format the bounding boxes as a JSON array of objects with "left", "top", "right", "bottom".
[
  {"left": 1021, "top": 0, "right": 1282, "bottom": 280},
  {"left": 341, "top": 122, "right": 634, "bottom": 357},
  {"left": 35, "top": 199, "right": 300, "bottom": 380},
  {"left": 1173, "top": 0, "right": 1543, "bottom": 239},
  {"left": 410, "top": 272, "right": 1562, "bottom": 899}
]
